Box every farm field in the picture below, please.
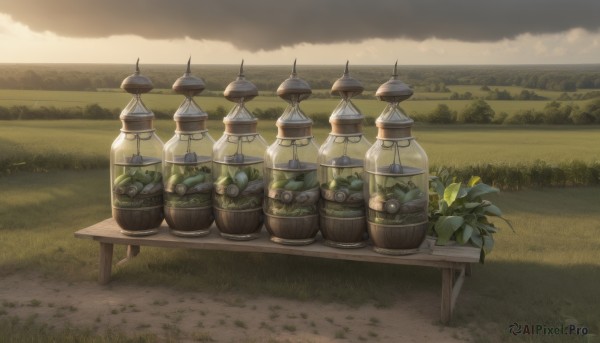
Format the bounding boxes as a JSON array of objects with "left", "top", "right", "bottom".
[
  {"left": 1, "top": 120, "right": 599, "bottom": 169},
  {"left": 0, "top": 87, "right": 598, "bottom": 119}
]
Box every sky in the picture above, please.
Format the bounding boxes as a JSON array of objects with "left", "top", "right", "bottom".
[{"left": 0, "top": 0, "right": 599, "bottom": 65}]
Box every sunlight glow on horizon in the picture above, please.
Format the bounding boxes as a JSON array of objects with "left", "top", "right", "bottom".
[{"left": 1, "top": 14, "right": 599, "bottom": 65}]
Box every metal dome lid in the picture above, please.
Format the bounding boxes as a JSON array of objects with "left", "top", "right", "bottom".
[
  {"left": 171, "top": 58, "right": 208, "bottom": 133},
  {"left": 276, "top": 59, "right": 312, "bottom": 103},
  {"left": 375, "top": 61, "right": 413, "bottom": 103},
  {"left": 328, "top": 61, "right": 365, "bottom": 135},
  {"left": 275, "top": 60, "right": 313, "bottom": 139},
  {"left": 224, "top": 60, "right": 259, "bottom": 102},
  {"left": 331, "top": 61, "right": 364, "bottom": 97},
  {"left": 119, "top": 59, "right": 155, "bottom": 132},
  {"left": 172, "top": 57, "right": 206, "bottom": 96},
  {"left": 121, "top": 59, "right": 153, "bottom": 95}
]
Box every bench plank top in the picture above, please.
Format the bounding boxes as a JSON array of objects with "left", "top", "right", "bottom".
[{"left": 75, "top": 218, "right": 480, "bottom": 268}]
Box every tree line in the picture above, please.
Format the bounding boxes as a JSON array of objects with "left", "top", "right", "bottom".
[
  {"left": 2, "top": 98, "right": 600, "bottom": 125},
  {"left": 1, "top": 64, "right": 599, "bottom": 92},
  {"left": 413, "top": 98, "right": 600, "bottom": 125}
]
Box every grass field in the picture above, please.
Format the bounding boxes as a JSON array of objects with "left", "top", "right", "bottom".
[
  {"left": 0, "top": 118, "right": 599, "bottom": 341},
  {"left": 0, "top": 87, "right": 597, "bottom": 119},
  {"left": 1, "top": 120, "right": 599, "bottom": 170},
  {"left": 0, "top": 170, "right": 598, "bottom": 342}
]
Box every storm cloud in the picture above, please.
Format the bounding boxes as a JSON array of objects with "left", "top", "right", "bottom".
[{"left": 0, "top": 0, "right": 598, "bottom": 51}]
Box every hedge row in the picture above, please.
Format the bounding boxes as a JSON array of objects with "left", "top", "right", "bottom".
[
  {"left": 434, "top": 160, "right": 600, "bottom": 190},
  {"left": 3, "top": 152, "right": 598, "bottom": 191}
]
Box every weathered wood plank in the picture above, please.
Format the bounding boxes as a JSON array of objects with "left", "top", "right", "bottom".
[
  {"left": 451, "top": 265, "right": 466, "bottom": 311},
  {"left": 74, "top": 218, "right": 480, "bottom": 268},
  {"left": 440, "top": 268, "right": 453, "bottom": 324},
  {"left": 98, "top": 242, "right": 113, "bottom": 285}
]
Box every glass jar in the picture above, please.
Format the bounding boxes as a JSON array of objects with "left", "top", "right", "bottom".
[
  {"left": 264, "top": 61, "right": 320, "bottom": 245},
  {"left": 163, "top": 60, "right": 215, "bottom": 237},
  {"left": 365, "top": 63, "right": 429, "bottom": 254},
  {"left": 318, "top": 62, "right": 371, "bottom": 248},
  {"left": 213, "top": 62, "right": 268, "bottom": 240},
  {"left": 111, "top": 60, "right": 164, "bottom": 236}
]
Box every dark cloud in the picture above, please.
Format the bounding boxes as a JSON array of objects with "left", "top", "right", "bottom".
[{"left": 0, "top": 0, "right": 598, "bottom": 51}]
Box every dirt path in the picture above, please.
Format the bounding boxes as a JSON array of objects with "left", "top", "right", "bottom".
[{"left": 0, "top": 273, "right": 470, "bottom": 342}]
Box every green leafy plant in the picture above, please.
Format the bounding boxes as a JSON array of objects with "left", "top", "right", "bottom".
[{"left": 429, "top": 168, "right": 514, "bottom": 263}]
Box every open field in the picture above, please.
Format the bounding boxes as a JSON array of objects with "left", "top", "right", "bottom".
[
  {"left": 0, "top": 87, "right": 598, "bottom": 119},
  {"left": 0, "top": 170, "right": 598, "bottom": 342},
  {"left": 1, "top": 120, "right": 599, "bottom": 169}
]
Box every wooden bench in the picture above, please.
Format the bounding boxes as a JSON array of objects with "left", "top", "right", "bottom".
[{"left": 74, "top": 218, "right": 479, "bottom": 324}]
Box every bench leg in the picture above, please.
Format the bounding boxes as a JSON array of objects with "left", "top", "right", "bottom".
[
  {"left": 127, "top": 245, "right": 140, "bottom": 259},
  {"left": 99, "top": 242, "right": 114, "bottom": 285},
  {"left": 441, "top": 265, "right": 467, "bottom": 324},
  {"left": 441, "top": 268, "right": 453, "bottom": 324},
  {"left": 116, "top": 245, "right": 141, "bottom": 267}
]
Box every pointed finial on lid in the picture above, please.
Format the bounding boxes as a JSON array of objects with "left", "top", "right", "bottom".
[
  {"left": 239, "top": 59, "right": 245, "bottom": 77},
  {"left": 375, "top": 61, "right": 412, "bottom": 102},
  {"left": 292, "top": 58, "right": 297, "bottom": 77},
  {"left": 172, "top": 57, "right": 205, "bottom": 96},
  {"left": 223, "top": 60, "right": 258, "bottom": 102},
  {"left": 331, "top": 60, "right": 363, "bottom": 97},
  {"left": 121, "top": 58, "right": 153, "bottom": 95},
  {"left": 277, "top": 59, "right": 311, "bottom": 102}
]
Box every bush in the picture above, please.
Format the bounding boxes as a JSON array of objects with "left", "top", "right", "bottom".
[
  {"left": 427, "top": 104, "right": 456, "bottom": 123},
  {"left": 459, "top": 99, "right": 495, "bottom": 123},
  {"left": 432, "top": 160, "right": 600, "bottom": 190}
]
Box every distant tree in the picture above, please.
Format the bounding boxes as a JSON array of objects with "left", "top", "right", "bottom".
[
  {"left": 542, "top": 101, "right": 573, "bottom": 124},
  {"left": 485, "top": 88, "right": 512, "bottom": 100},
  {"left": 83, "top": 103, "right": 112, "bottom": 119},
  {"left": 480, "top": 85, "right": 491, "bottom": 91},
  {"left": 427, "top": 104, "right": 456, "bottom": 123},
  {"left": 492, "top": 112, "right": 508, "bottom": 124},
  {"left": 582, "top": 98, "right": 600, "bottom": 123},
  {"left": 459, "top": 99, "right": 495, "bottom": 123},
  {"left": 557, "top": 93, "right": 572, "bottom": 101},
  {"left": 569, "top": 108, "right": 595, "bottom": 125},
  {"left": 505, "top": 109, "right": 544, "bottom": 125}
]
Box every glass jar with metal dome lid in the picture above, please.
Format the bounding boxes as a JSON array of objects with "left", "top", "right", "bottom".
[
  {"left": 365, "top": 62, "right": 429, "bottom": 255},
  {"left": 163, "top": 59, "right": 215, "bottom": 237},
  {"left": 110, "top": 59, "right": 164, "bottom": 236},
  {"left": 264, "top": 60, "right": 320, "bottom": 245},
  {"left": 318, "top": 62, "right": 371, "bottom": 248},
  {"left": 212, "top": 61, "right": 268, "bottom": 240}
]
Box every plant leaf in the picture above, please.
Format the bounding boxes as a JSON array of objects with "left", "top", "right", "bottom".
[
  {"left": 443, "top": 182, "right": 461, "bottom": 207},
  {"left": 434, "top": 216, "right": 464, "bottom": 245},
  {"left": 462, "top": 223, "right": 474, "bottom": 243},
  {"left": 467, "top": 183, "right": 499, "bottom": 199},
  {"left": 463, "top": 202, "right": 482, "bottom": 209},
  {"left": 484, "top": 204, "right": 503, "bottom": 216},
  {"left": 430, "top": 177, "right": 445, "bottom": 196},
  {"left": 456, "top": 229, "right": 466, "bottom": 245},
  {"left": 457, "top": 186, "right": 469, "bottom": 199},
  {"left": 483, "top": 235, "right": 494, "bottom": 254},
  {"left": 470, "top": 229, "right": 483, "bottom": 248},
  {"left": 468, "top": 176, "right": 482, "bottom": 187}
]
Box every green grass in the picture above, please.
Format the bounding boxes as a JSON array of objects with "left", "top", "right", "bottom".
[
  {"left": 1, "top": 88, "right": 597, "bottom": 119},
  {"left": 0, "top": 119, "right": 599, "bottom": 341},
  {"left": 1, "top": 121, "right": 599, "bottom": 174},
  {"left": 0, "top": 169, "right": 598, "bottom": 341}
]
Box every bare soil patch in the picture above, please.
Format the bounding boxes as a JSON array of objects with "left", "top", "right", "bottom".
[{"left": 0, "top": 273, "right": 470, "bottom": 342}]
